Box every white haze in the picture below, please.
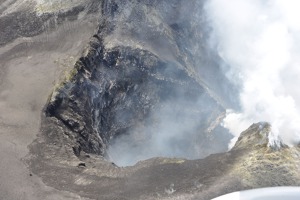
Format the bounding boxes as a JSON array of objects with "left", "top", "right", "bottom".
[
  {"left": 107, "top": 97, "right": 217, "bottom": 166},
  {"left": 106, "top": 1, "right": 234, "bottom": 167},
  {"left": 205, "top": 0, "right": 300, "bottom": 148}
]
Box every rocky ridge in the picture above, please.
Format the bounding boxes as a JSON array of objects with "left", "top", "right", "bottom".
[{"left": 29, "top": 120, "right": 300, "bottom": 200}]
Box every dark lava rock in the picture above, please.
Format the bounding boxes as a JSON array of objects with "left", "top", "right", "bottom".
[{"left": 77, "top": 162, "right": 86, "bottom": 168}]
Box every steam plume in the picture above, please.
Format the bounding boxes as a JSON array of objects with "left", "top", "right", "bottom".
[{"left": 205, "top": 0, "right": 300, "bottom": 148}]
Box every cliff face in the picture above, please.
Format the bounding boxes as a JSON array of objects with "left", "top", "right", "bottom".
[{"left": 43, "top": 0, "right": 233, "bottom": 161}]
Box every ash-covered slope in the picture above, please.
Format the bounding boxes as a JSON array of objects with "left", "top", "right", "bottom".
[
  {"left": 0, "top": 0, "right": 101, "bottom": 46},
  {"left": 0, "top": 0, "right": 102, "bottom": 199}
]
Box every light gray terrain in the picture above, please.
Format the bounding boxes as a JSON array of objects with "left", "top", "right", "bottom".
[{"left": 0, "top": 0, "right": 101, "bottom": 199}]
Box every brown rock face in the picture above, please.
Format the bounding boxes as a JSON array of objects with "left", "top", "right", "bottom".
[{"left": 233, "top": 122, "right": 286, "bottom": 151}]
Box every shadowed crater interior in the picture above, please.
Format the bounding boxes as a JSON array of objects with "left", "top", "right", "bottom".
[{"left": 43, "top": 0, "right": 237, "bottom": 167}]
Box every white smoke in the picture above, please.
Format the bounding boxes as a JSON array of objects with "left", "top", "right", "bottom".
[
  {"left": 205, "top": 0, "right": 300, "bottom": 148},
  {"left": 107, "top": 97, "right": 218, "bottom": 166}
]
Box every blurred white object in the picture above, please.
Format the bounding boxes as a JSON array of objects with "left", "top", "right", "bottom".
[{"left": 212, "top": 187, "right": 300, "bottom": 200}]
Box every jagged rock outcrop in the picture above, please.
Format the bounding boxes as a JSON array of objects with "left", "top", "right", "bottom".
[
  {"left": 228, "top": 122, "right": 300, "bottom": 189},
  {"left": 233, "top": 122, "right": 286, "bottom": 150}
]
